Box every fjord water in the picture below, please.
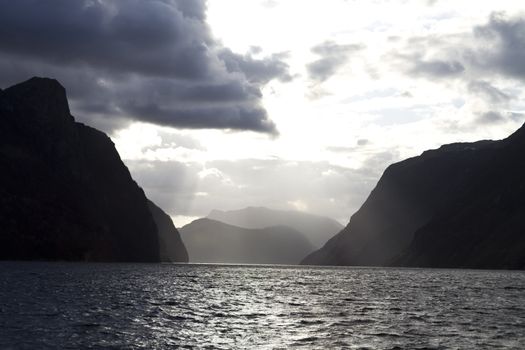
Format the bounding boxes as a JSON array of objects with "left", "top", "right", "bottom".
[{"left": 1, "top": 263, "right": 524, "bottom": 349}]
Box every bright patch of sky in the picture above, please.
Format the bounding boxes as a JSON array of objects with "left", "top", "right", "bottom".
[{"left": 114, "top": 0, "right": 525, "bottom": 226}]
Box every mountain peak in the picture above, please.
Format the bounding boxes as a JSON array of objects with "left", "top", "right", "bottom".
[
  {"left": 5, "top": 77, "right": 67, "bottom": 100},
  {"left": 180, "top": 218, "right": 314, "bottom": 264},
  {"left": 207, "top": 206, "right": 343, "bottom": 248},
  {"left": 2, "top": 76, "right": 72, "bottom": 124},
  {"left": 15, "top": 76, "right": 64, "bottom": 89}
]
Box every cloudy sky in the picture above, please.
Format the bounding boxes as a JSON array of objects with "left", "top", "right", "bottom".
[{"left": 1, "top": 0, "right": 524, "bottom": 226}]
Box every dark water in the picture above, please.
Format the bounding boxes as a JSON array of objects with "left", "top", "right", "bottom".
[{"left": 1, "top": 263, "right": 524, "bottom": 349}]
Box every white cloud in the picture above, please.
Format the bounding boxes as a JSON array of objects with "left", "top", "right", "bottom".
[{"left": 115, "top": 1, "right": 525, "bottom": 225}]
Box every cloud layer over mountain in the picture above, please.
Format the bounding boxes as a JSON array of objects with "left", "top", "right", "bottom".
[{"left": 0, "top": 0, "right": 290, "bottom": 134}]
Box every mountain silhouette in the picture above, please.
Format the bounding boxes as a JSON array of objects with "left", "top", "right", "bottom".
[
  {"left": 303, "top": 125, "right": 525, "bottom": 269},
  {"left": 0, "top": 77, "right": 187, "bottom": 262},
  {"left": 148, "top": 200, "right": 188, "bottom": 262},
  {"left": 208, "top": 206, "right": 343, "bottom": 248},
  {"left": 180, "top": 218, "right": 314, "bottom": 264}
]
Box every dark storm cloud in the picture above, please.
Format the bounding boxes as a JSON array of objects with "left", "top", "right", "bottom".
[
  {"left": 61, "top": 72, "right": 276, "bottom": 133},
  {"left": 219, "top": 49, "right": 293, "bottom": 84},
  {"left": 472, "top": 13, "right": 525, "bottom": 81},
  {"left": 170, "top": 0, "right": 207, "bottom": 20},
  {"left": 307, "top": 41, "right": 365, "bottom": 82},
  {"left": 0, "top": 0, "right": 289, "bottom": 134},
  {"left": 124, "top": 103, "right": 276, "bottom": 134},
  {"left": 0, "top": 0, "right": 214, "bottom": 79}
]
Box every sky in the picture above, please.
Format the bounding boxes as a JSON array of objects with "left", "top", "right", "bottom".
[{"left": 0, "top": 0, "right": 524, "bottom": 226}]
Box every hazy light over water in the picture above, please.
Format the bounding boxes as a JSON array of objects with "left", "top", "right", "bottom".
[{"left": 1, "top": 262, "right": 524, "bottom": 349}]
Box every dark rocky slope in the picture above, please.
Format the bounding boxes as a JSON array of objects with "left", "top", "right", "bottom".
[
  {"left": 148, "top": 200, "right": 188, "bottom": 262},
  {"left": 208, "top": 206, "right": 343, "bottom": 248},
  {"left": 303, "top": 125, "right": 525, "bottom": 269},
  {"left": 0, "top": 77, "right": 187, "bottom": 262},
  {"left": 180, "top": 218, "right": 314, "bottom": 264}
]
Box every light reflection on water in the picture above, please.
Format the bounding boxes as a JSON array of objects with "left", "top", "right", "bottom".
[{"left": 0, "top": 262, "right": 524, "bottom": 349}]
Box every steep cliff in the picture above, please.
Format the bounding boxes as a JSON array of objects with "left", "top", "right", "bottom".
[
  {"left": 303, "top": 124, "right": 525, "bottom": 269},
  {"left": 398, "top": 125, "right": 525, "bottom": 269},
  {"left": 148, "top": 200, "right": 188, "bottom": 262},
  {"left": 0, "top": 77, "right": 186, "bottom": 262}
]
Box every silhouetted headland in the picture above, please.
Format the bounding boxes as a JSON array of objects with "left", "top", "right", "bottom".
[
  {"left": 303, "top": 126, "right": 525, "bottom": 270},
  {"left": 0, "top": 77, "right": 187, "bottom": 262}
]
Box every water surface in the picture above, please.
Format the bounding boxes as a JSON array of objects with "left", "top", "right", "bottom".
[{"left": 1, "top": 262, "right": 524, "bottom": 349}]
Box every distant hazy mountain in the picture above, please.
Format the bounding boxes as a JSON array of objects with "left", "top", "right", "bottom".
[
  {"left": 303, "top": 124, "right": 525, "bottom": 270},
  {"left": 180, "top": 218, "right": 314, "bottom": 264},
  {"left": 0, "top": 77, "right": 187, "bottom": 262},
  {"left": 207, "top": 207, "right": 343, "bottom": 248}
]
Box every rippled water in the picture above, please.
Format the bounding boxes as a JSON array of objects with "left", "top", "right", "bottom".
[{"left": 1, "top": 262, "right": 524, "bottom": 349}]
